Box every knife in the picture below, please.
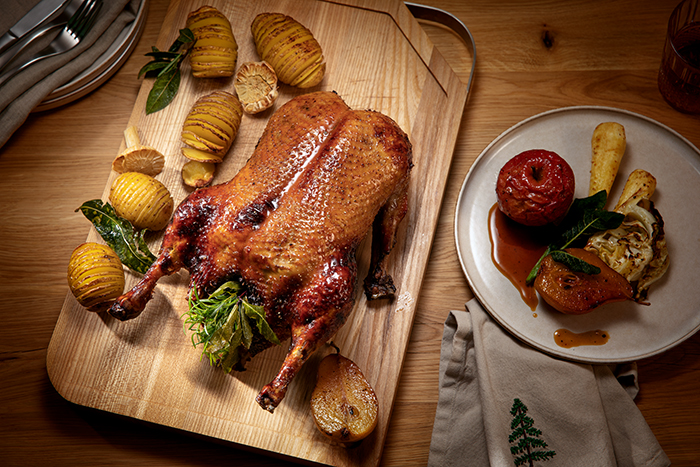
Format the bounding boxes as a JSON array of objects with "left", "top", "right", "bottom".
[{"left": 0, "top": 0, "right": 69, "bottom": 55}]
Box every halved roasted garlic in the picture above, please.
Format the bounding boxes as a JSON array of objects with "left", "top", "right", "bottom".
[
  {"left": 234, "top": 61, "right": 279, "bottom": 114},
  {"left": 181, "top": 90, "right": 243, "bottom": 163},
  {"left": 251, "top": 13, "right": 325, "bottom": 88},
  {"left": 109, "top": 172, "right": 174, "bottom": 231},
  {"left": 186, "top": 6, "right": 237, "bottom": 78},
  {"left": 112, "top": 125, "right": 165, "bottom": 176},
  {"left": 68, "top": 242, "right": 125, "bottom": 311}
]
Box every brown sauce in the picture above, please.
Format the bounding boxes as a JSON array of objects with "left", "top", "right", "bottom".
[
  {"left": 554, "top": 329, "right": 610, "bottom": 348},
  {"left": 488, "top": 204, "right": 549, "bottom": 310}
]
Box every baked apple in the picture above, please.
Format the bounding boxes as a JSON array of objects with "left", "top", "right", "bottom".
[{"left": 496, "top": 149, "right": 575, "bottom": 226}]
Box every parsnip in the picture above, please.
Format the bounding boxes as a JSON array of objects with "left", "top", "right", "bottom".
[
  {"left": 615, "top": 168, "right": 657, "bottom": 211},
  {"left": 589, "top": 122, "right": 626, "bottom": 197}
]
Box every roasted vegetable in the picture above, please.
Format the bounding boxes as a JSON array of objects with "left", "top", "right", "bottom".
[
  {"left": 112, "top": 126, "right": 165, "bottom": 176},
  {"left": 186, "top": 6, "right": 237, "bottom": 78},
  {"left": 585, "top": 169, "right": 669, "bottom": 302},
  {"left": 181, "top": 90, "right": 243, "bottom": 164},
  {"left": 534, "top": 248, "right": 633, "bottom": 314},
  {"left": 251, "top": 13, "right": 325, "bottom": 88},
  {"left": 182, "top": 160, "right": 216, "bottom": 187},
  {"left": 310, "top": 353, "right": 379, "bottom": 444},
  {"left": 589, "top": 122, "right": 626, "bottom": 197},
  {"left": 109, "top": 172, "right": 174, "bottom": 231},
  {"left": 234, "top": 61, "right": 279, "bottom": 114},
  {"left": 68, "top": 242, "right": 125, "bottom": 311}
]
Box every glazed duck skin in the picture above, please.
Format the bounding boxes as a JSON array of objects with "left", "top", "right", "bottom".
[{"left": 108, "top": 91, "right": 413, "bottom": 412}]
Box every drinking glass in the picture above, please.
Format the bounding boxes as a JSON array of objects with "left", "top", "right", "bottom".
[{"left": 658, "top": 0, "right": 700, "bottom": 114}]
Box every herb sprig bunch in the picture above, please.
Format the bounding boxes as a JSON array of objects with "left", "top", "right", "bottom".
[
  {"left": 139, "top": 28, "right": 195, "bottom": 114},
  {"left": 525, "top": 190, "right": 625, "bottom": 284},
  {"left": 184, "top": 281, "right": 280, "bottom": 373}
]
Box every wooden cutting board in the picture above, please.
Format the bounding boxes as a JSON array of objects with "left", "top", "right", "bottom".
[{"left": 47, "top": 0, "right": 470, "bottom": 465}]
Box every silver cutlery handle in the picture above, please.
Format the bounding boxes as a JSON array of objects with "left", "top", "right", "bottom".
[
  {"left": 0, "top": 23, "right": 64, "bottom": 73},
  {"left": 0, "top": 32, "right": 18, "bottom": 56}
]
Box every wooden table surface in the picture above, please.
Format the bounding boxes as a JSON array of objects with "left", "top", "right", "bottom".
[{"left": 1, "top": 0, "right": 699, "bottom": 466}]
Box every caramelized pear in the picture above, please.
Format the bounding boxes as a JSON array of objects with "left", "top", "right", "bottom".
[
  {"left": 310, "top": 353, "right": 378, "bottom": 444},
  {"left": 534, "top": 248, "right": 633, "bottom": 314}
]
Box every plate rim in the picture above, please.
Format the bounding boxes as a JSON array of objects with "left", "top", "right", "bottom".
[{"left": 454, "top": 105, "right": 700, "bottom": 364}]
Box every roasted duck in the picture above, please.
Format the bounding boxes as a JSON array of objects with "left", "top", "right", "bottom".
[{"left": 108, "top": 91, "right": 413, "bottom": 412}]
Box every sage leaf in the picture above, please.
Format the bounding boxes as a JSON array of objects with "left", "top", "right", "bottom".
[
  {"left": 77, "top": 200, "right": 156, "bottom": 274},
  {"left": 146, "top": 68, "right": 180, "bottom": 115},
  {"left": 171, "top": 28, "right": 195, "bottom": 52},
  {"left": 144, "top": 50, "right": 180, "bottom": 60},
  {"left": 140, "top": 28, "right": 193, "bottom": 114},
  {"left": 243, "top": 301, "right": 281, "bottom": 345},
  {"left": 550, "top": 250, "right": 601, "bottom": 275},
  {"left": 138, "top": 60, "right": 169, "bottom": 79},
  {"left": 526, "top": 190, "right": 624, "bottom": 284}
]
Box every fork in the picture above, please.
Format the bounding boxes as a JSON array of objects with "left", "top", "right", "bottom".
[
  {"left": 0, "top": 0, "right": 89, "bottom": 74},
  {"left": 0, "top": 0, "right": 102, "bottom": 89}
]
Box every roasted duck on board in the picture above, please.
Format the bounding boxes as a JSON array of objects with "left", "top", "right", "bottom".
[{"left": 108, "top": 91, "right": 413, "bottom": 411}]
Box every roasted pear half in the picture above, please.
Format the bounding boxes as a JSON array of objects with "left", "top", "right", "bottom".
[
  {"left": 534, "top": 248, "right": 633, "bottom": 314},
  {"left": 310, "top": 353, "right": 378, "bottom": 444}
]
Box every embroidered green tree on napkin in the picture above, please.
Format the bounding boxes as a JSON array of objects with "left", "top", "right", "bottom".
[{"left": 509, "top": 398, "right": 556, "bottom": 466}]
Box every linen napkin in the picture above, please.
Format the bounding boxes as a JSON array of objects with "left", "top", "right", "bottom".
[
  {"left": 428, "top": 298, "right": 670, "bottom": 467},
  {"left": 0, "top": 0, "right": 137, "bottom": 149}
]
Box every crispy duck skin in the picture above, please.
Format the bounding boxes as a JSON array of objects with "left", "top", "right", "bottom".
[{"left": 108, "top": 91, "right": 412, "bottom": 412}]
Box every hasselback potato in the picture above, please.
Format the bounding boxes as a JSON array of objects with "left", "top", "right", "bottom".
[
  {"left": 109, "top": 172, "right": 174, "bottom": 231},
  {"left": 186, "top": 6, "right": 238, "bottom": 78},
  {"left": 181, "top": 90, "right": 242, "bottom": 164},
  {"left": 68, "top": 242, "right": 125, "bottom": 311},
  {"left": 251, "top": 13, "right": 325, "bottom": 88}
]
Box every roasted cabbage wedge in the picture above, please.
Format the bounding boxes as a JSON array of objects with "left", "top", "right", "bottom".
[{"left": 585, "top": 169, "right": 669, "bottom": 302}]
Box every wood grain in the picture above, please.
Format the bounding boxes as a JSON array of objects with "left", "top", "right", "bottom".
[
  {"left": 44, "top": 1, "right": 468, "bottom": 466},
  {"left": 1, "top": 0, "right": 699, "bottom": 466}
]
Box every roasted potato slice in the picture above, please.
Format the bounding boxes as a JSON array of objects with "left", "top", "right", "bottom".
[
  {"left": 182, "top": 160, "right": 216, "bottom": 187},
  {"left": 589, "top": 122, "right": 626, "bottom": 198}
]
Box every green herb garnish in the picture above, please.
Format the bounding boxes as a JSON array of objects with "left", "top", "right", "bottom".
[
  {"left": 525, "top": 190, "right": 625, "bottom": 284},
  {"left": 183, "top": 281, "right": 280, "bottom": 372},
  {"left": 77, "top": 199, "right": 157, "bottom": 274},
  {"left": 139, "top": 28, "right": 195, "bottom": 114}
]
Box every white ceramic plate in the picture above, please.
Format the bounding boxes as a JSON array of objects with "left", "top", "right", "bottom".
[{"left": 455, "top": 106, "right": 700, "bottom": 363}]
